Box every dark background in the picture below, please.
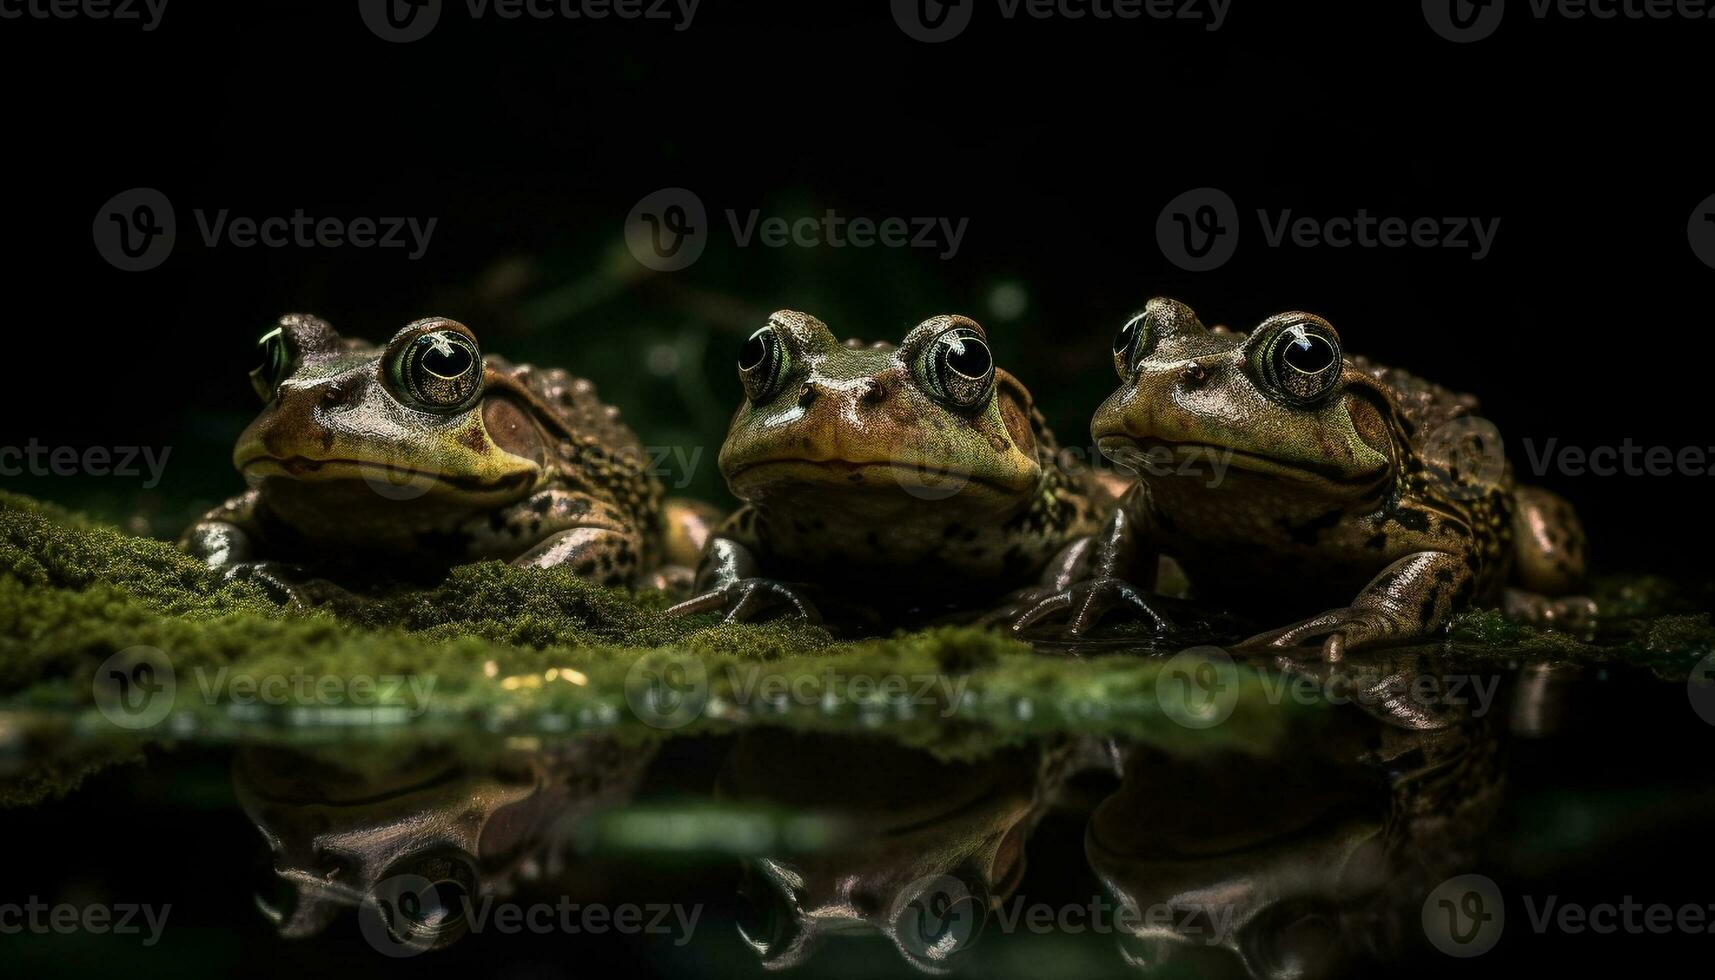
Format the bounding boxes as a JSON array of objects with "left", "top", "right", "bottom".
[{"left": 4, "top": 0, "right": 1710, "bottom": 571}]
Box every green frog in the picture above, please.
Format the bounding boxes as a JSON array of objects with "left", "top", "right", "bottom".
[
  {"left": 182, "top": 313, "right": 714, "bottom": 594},
  {"left": 1014, "top": 298, "right": 1592, "bottom": 658},
  {"left": 669, "top": 310, "right": 1107, "bottom": 623}
]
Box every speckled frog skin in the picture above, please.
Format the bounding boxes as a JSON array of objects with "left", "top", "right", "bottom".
[
  {"left": 1016, "top": 298, "right": 1592, "bottom": 657},
  {"left": 182, "top": 314, "right": 709, "bottom": 592},
  {"left": 669, "top": 310, "right": 1105, "bottom": 623}
]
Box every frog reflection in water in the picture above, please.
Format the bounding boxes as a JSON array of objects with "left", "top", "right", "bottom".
[
  {"left": 1088, "top": 652, "right": 1506, "bottom": 978},
  {"left": 181, "top": 314, "right": 714, "bottom": 594},
  {"left": 233, "top": 740, "right": 654, "bottom": 951},
  {"left": 1017, "top": 298, "right": 1594, "bottom": 658},
  {"left": 719, "top": 732, "right": 1067, "bottom": 972},
  {"left": 671, "top": 311, "right": 1107, "bottom": 624}
]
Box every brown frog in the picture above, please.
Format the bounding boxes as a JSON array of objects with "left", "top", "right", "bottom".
[
  {"left": 182, "top": 314, "right": 714, "bottom": 593},
  {"left": 669, "top": 310, "right": 1108, "bottom": 624},
  {"left": 1015, "top": 298, "right": 1593, "bottom": 657}
]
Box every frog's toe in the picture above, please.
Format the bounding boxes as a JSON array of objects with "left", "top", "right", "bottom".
[
  {"left": 1240, "top": 609, "right": 1401, "bottom": 662},
  {"left": 668, "top": 579, "right": 821, "bottom": 624},
  {"left": 1010, "top": 577, "right": 1171, "bottom": 636},
  {"left": 221, "top": 561, "right": 308, "bottom": 605}
]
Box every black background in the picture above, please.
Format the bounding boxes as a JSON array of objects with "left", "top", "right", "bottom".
[{"left": 4, "top": 0, "right": 1711, "bottom": 571}]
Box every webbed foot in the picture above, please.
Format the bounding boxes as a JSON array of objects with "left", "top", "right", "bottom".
[
  {"left": 666, "top": 578, "right": 822, "bottom": 624},
  {"left": 1006, "top": 576, "right": 1173, "bottom": 637}
]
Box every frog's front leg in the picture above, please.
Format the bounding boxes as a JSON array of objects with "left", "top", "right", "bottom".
[
  {"left": 1239, "top": 551, "right": 1473, "bottom": 661},
  {"left": 1009, "top": 490, "right": 1173, "bottom": 635},
  {"left": 488, "top": 489, "right": 645, "bottom": 586},
  {"left": 665, "top": 536, "right": 821, "bottom": 624},
  {"left": 179, "top": 492, "right": 355, "bottom": 605},
  {"left": 180, "top": 490, "right": 263, "bottom": 573},
  {"left": 1504, "top": 485, "right": 1596, "bottom": 628}
]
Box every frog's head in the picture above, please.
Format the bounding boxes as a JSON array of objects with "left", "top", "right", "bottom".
[
  {"left": 1093, "top": 298, "right": 1396, "bottom": 498},
  {"left": 718, "top": 311, "right": 1042, "bottom": 520},
  {"left": 233, "top": 314, "right": 544, "bottom": 513}
]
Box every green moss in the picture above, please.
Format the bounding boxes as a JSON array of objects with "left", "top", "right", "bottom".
[
  {"left": 0, "top": 494, "right": 1298, "bottom": 802},
  {"left": 4, "top": 491, "right": 1710, "bottom": 805}
]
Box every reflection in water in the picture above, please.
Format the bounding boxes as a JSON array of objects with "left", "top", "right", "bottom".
[
  {"left": 718, "top": 732, "right": 1068, "bottom": 973},
  {"left": 208, "top": 646, "right": 1609, "bottom": 976},
  {"left": 233, "top": 738, "right": 655, "bottom": 951},
  {"left": 1089, "top": 649, "right": 1509, "bottom": 979}
]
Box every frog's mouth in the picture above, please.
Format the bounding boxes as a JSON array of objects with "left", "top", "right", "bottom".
[
  {"left": 238, "top": 454, "right": 537, "bottom": 496},
  {"left": 1097, "top": 436, "right": 1383, "bottom": 489},
  {"left": 727, "top": 458, "right": 1029, "bottom": 500}
]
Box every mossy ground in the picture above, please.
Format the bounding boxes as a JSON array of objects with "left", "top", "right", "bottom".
[{"left": 2, "top": 491, "right": 1711, "bottom": 804}]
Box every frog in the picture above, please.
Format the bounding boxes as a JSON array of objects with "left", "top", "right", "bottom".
[
  {"left": 668, "top": 310, "right": 1108, "bottom": 624},
  {"left": 181, "top": 313, "right": 715, "bottom": 595},
  {"left": 1013, "top": 297, "right": 1593, "bottom": 659}
]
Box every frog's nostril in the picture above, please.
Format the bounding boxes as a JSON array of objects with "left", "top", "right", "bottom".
[
  {"left": 797, "top": 383, "right": 819, "bottom": 409},
  {"left": 1180, "top": 362, "right": 1208, "bottom": 386},
  {"left": 318, "top": 383, "right": 347, "bottom": 410},
  {"left": 857, "top": 379, "right": 886, "bottom": 406}
]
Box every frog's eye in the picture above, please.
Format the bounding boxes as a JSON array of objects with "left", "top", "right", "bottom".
[
  {"left": 1112, "top": 311, "right": 1152, "bottom": 379},
  {"left": 738, "top": 325, "right": 791, "bottom": 403},
  {"left": 918, "top": 327, "right": 995, "bottom": 410},
  {"left": 1253, "top": 319, "right": 1343, "bottom": 406},
  {"left": 249, "top": 326, "right": 292, "bottom": 403},
  {"left": 395, "top": 329, "right": 483, "bottom": 410}
]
